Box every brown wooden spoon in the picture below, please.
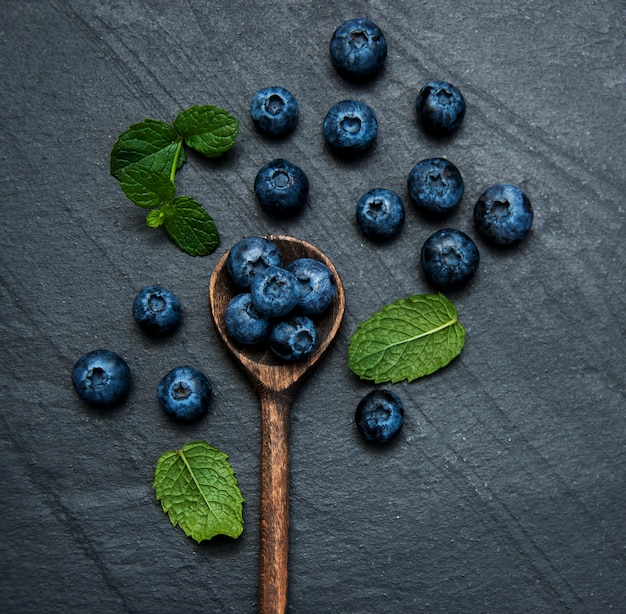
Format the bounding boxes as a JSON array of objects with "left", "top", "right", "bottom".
[{"left": 208, "top": 235, "right": 345, "bottom": 614}]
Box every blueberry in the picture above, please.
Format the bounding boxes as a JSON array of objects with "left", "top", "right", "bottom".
[
  {"left": 132, "top": 285, "right": 181, "bottom": 335},
  {"left": 285, "top": 257, "right": 337, "bottom": 315},
  {"left": 269, "top": 316, "right": 319, "bottom": 362},
  {"left": 157, "top": 366, "right": 212, "bottom": 421},
  {"left": 225, "top": 293, "right": 271, "bottom": 345},
  {"left": 420, "top": 228, "right": 480, "bottom": 289},
  {"left": 355, "top": 389, "right": 404, "bottom": 444},
  {"left": 474, "top": 184, "right": 533, "bottom": 245},
  {"left": 329, "top": 18, "right": 387, "bottom": 80},
  {"left": 71, "top": 349, "right": 130, "bottom": 407},
  {"left": 416, "top": 80, "right": 466, "bottom": 135},
  {"left": 250, "top": 265, "right": 300, "bottom": 318},
  {"left": 356, "top": 188, "right": 405, "bottom": 240},
  {"left": 323, "top": 100, "right": 378, "bottom": 153},
  {"left": 226, "top": 236, "right": 283, "bottom": 289},
  {"left": 250, "top": 86, "right": 298, "bottom": 136},
  {"left": 407, "top": 158, "right": 464, "bottom": 217},
  {"left": 254, "top": 159, "right": 309, "bottom": 217}
]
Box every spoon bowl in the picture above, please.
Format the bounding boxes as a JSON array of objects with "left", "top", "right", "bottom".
[{"left": 209, "top": 235, "right": 345, "bottom": 614}]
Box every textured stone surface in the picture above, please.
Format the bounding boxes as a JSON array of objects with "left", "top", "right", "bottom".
[{"left": 1, "top": 1, "right": 624, "bottom": 612}]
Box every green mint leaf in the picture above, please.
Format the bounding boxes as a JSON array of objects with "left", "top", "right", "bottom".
[
  {"left": 173, "top": 105, "right": 239, "bottom": 158},
  {"left": 348, "top": 293, "right": 465, "bottom": 384},
  {"left": 154, "top": 441, "right": 244, "bottom": 543},
  {"left": 119, "top": 167, "right": 176, "bottom": 208},
  {"left": 146, "top": 209, "right": 165, "bottom": 228},
  {"left": 162, "top": 196, "right": 220, "bottom": 256},
  {"left": 110, "top": 118, "right": 185, "bottom": 180}
]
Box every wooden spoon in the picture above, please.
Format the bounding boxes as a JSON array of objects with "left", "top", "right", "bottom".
[{"left": 208, "top": 235, "right": 345, "bottom": 614}]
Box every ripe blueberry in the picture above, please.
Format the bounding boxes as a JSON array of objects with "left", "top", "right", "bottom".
[
  {"left": 356, "top": 188, "right": 405, "bottom": 240},
  {"left": 157, "top": 366, "right": 212, "bottom": 421},
  {"left": 416, "top": 80, "right": 466, "bottom": 135},
  {"left": 407, "top": 158, "right": 464, "bottom": 217},
  {"left": 132, "top": 285, "right": 181, "bottom": 335},
  {"left": 254, "top": 158, "right": 309, "bottom": 217},
  {"left": 269, "top": 316, "right": 319, "bottom": 362},
  {"left": 355, "top": 389, "right": 404, "bottom": 444},
  {"left": 250, "top": 265, "right": 300, "bottom": 318},
  {"left": 474, "top": 184, "right": 533, "bottom": 245},
  {"left": 226, "top": 236, "right": 283, "bottom": 289},
  {"left": 225, "top": 293, "right": 271, "bottom": 345},
  {"left": 329, "top": 18, "right": 387, "bottom": 80},
  {"left": 420, "top": 228, "right": 480, "bottom": 289},
  {"left": 323, "top": 100, "right": 378, "bottom": 154},
  {"left": 71, "top": 349, "right": 130, "bottom": 407},
  {"left": 285, "top": 257, "right": 337, "bottom": 315},
  {"left": 250, "top": 86, "right": 298, "bottom": 136}
]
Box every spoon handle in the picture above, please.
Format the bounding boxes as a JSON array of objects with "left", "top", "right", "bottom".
[{"left": 258, "top": 387, "right": 292, "bottom": 614}]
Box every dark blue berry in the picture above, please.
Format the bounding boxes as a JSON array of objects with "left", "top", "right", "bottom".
[
  {"left": 355, "top": 389, "right": 404, "bottom": 444},
  {"left": 356, "top": 188, "right": 405, "bottom": 240},
  {"left": 416, "top": 80, "right": 466, "bottom": 135},
  {"left": 329, "top": 18, "right": 387, "bottom": 80},
  {"left": 225, "top": 293, "right": 271, "bottom": 345},
  {"left": 323, "top": 100, "right": 378, "bottom": 153},
  {"left": 269, "top": 316, "right": 319, "bottom": 362},
  {"left": 250, "top": 265, "right": 300, "bottom": 318},
  {"left": 71, "top": 349, "right": 130, "bottom": 407},
  {"left": 250, "top": 86, "right": 298, "bottom": 136},
  {"left": 407, "top": 158, "right": 464, "bottom": 217},
  {"left": 474, "top": 184, "right": 533, "bottom": 245},
  {"left": 254, "top": 159, "right": 309, "bottom": 217},
  {"left": 132, "top": 285, "right": 181, "bottom": 335},
  {"left": 420, "top": 228, "right": 480, "bottom": 288},
  {"left": 157, "top": 366, "right": 212, "bottom": 421},
  {"left": 226, "top": 236, "right": 283, "bottom": 289},
  {"left": 285, "top": 257, "right": 337, "bottom": 315}
]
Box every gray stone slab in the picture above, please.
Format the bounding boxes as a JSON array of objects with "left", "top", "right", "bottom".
[{"left": 1, "top": 1, "right": 624, "bottom": 612}]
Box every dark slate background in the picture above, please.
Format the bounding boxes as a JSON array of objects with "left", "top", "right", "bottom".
[{"left": 1, "top": 1, "right": 624, "bottom": 612}]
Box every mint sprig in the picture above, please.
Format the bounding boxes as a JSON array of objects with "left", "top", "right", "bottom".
[
  {"left": 348, "top": 293, "right": 465, "bottom": 383},
  {"left": 110, "top": 105, "right": 238, "bottom": 256},
  {"left": 154, "top": 441, "right": 245, "bottom": 542}
]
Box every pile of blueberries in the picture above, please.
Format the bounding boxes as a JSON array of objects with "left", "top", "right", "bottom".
[
  {"left": 72, "top": 285, "right": 213, "bottom": 421},
  {"left": 248, "top": 18, "right": 533, "bottom": 444},
  {"left": 224, "top": 236, "right": 337, "bottom": 361},
  {"left": 73, "top": 18, "right": 534, "bottom": 446}
]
